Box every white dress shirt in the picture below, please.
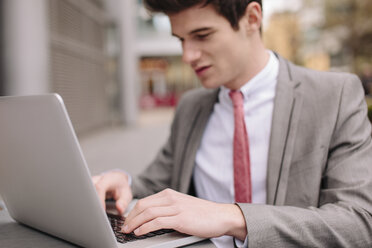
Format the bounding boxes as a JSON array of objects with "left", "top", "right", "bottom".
[{"left": 193, "top": 51, "right": 279, "bottom": 247}]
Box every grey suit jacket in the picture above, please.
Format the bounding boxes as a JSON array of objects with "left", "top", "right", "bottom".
[{"left": 132, "top": 55, "right": 372, "bottom": 247}]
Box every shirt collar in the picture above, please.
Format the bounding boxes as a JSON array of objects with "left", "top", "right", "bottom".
[{"left": 219, "top": 50, "right": 279, "bottom": 103}]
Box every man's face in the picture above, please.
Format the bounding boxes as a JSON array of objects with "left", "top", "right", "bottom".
[{"left": 169, "top": 4, "right": 257, "bottom": 90}]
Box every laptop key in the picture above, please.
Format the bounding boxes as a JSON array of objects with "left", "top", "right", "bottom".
[
  {"left": 152, "top": 230, "right": 166, "bottom": 235},
  {"left": 107, "top": 213, "right": 176, "bottom": 242},
  {"left": 116, "top": 237, "right": 126, "bottom": 243},
  {"left": 144, "top": 232, "right": 156, "bottom": 237}
]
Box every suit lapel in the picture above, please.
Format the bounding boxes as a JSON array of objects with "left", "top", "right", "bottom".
[
  {"left": 178, "top": 89, "right": 219, "bottom": 193},
  {"left": 267, "top": 55, "right": 302, "bottom": 205}
]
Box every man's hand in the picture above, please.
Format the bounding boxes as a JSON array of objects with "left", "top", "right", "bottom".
[
  {"left": 122, "top": 189, "right": 247, "bottom": 240},
  {"left": 92, "top": 171, "right": 133, "bottom": 215}
]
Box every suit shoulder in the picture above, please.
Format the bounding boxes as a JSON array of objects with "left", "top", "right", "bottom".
[
  {"left": 177, "top": 88, "right": 217, "bottom": 109},
  {"left": 289, "top": 62, "right": 361, "bottom": 91},
  {"left": 287, "top": 62, "right": 365, "bottom": 120}
]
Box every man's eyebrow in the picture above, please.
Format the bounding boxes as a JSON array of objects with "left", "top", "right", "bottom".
[
  {"left": 189, "top": 27, "right": 213, "bottom": 34},
  {"left": 172, "top": 33, "right": 181, "bottom": 39},
  {"left": 172, "top": 27, "right": 213, "bottom": 39}
]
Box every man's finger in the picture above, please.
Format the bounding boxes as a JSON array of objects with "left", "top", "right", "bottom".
[
  {"left": 92, "top": 175, "right": 102, "bottom": 184},
  {"left": 116, "top": 199, "right": 127, "bottom": 215},
  {"left": 116, "top": 192, "right": 132, "bottom": 215},
  {"left": 132, "top": 216, "right": 176, "bottom": 236},
  {"left": 125, "top": 194, "right": 171, "bottom": 225},
  {"left": 123, "top": 206, "right": 177, "bottom": 233},
  {"left": 94, "top": 175, "right": 114, "bottom": 211},
  {"left": 125, "top": 189, "right": 177, "bottom": 219},
  {"left": 92, "top": 171, "right": 133, "bottom": 214}
]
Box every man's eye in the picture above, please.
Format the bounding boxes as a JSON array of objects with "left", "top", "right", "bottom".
[{"left": 196, "top": 33, "right": 210, "bottom": 40}]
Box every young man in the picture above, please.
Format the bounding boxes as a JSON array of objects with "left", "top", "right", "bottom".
[{"left": 93, "top": 1, "right": 372, "bottom": 247}]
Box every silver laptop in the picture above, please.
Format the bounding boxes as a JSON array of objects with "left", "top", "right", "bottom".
[{"left": 0, "top": 94, "right": 205, "bottom": 248}]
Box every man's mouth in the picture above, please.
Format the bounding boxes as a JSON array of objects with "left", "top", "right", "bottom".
[{"left": 195, "top": 66, "right": 211, "bottom": 76}]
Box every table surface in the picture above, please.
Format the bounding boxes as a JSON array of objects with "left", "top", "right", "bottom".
[
  {"left": 0, "top": 204, "right": 215, "bottom": 248},
  {"left": 0, "top": 209, "right": 77, "bottom": 247}
]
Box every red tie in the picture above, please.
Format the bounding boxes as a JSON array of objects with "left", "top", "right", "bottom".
[{"left": 229, "top": 90, "right": 252, "bottom": 203}]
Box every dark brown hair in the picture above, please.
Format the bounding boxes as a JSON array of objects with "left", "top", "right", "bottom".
[{"left": 143, "top": 0, "right": 262, "bottom": 30}]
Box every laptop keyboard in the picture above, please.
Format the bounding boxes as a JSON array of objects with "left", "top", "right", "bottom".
[{"left": 107, "top": 213, "right": 174, "bottom": 244}]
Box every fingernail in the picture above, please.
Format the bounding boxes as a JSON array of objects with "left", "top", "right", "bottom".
[
  {"left": 134, "top": 228, "right": 139, "bottom": 235},
  {"left": 123, "top": 225, "right": 129, "bottom": 233}
]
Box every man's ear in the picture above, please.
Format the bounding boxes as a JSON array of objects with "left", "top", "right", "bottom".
[{"left": 240, "top": 2, "right": 262, "bottom": 34}]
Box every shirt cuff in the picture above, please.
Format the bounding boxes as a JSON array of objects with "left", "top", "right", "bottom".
[{"left": 234, "top": 236, "right": 248, "bottom": 248}]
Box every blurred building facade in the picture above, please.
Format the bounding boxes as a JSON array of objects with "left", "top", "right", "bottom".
[
  {"left": 0, "top": 0, "right": 4, "bottom": 96},
  {"left": 2, "top": 0, "right": 371, "bottom": 135},
  {"left": 1, "top": 0, "right": 140, "bottom": 134},
  {"left": 136, "top": 1, "right": 199, "bottom": 109},
  {"left": 0, "top": 0, "right": 198, "bottom": 134},
  {"left": 49, "top": 0, "right": 110, "bottom": 133},
  {"left": 264, "top": 0, "right": 372, "bottom": 76},
  {"left": 264, "top": 12, "right": 301, "bottom": 63},
  {"left": 264, "top": 0, "right": 332, "bottom": 71},
  {"left": 3, "top": 0, "right": 50, "bottom": 96}
]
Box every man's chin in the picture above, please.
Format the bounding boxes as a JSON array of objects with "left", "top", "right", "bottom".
[{"left": 199, "top": 79, "right": 221, "bottom": 89}]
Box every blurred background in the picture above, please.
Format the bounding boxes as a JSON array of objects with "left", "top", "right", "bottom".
[{"left": 0, "top": 0, "right": 372, "bottom": 184}]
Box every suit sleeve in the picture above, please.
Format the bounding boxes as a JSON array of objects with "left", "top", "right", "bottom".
[
  {"left": 130, "top": 122, "right": 175, "bottom": 198},
  {"left": 237, "top": 75, "right": 372, "bottom": 247},
  {"left": 130, "top": 94, "right": 187, "bottom": 198}
]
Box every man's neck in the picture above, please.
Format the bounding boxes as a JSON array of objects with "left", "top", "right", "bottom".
[{"left": 225, "top": 46, "right": 270, "bottom": 90}]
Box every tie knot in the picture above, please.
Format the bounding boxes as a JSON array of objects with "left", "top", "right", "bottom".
[{"left": 229, "top": 90, "right": 244, "bottom": 108}]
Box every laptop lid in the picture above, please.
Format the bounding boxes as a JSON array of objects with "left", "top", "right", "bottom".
[
  {"left": 0, "top": 94, "right": 118, "bottom": 247},
  {"left": 0, "top": 94, "right": 205, "bottom": 248}
]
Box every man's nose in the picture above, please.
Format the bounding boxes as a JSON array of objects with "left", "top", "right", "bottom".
[{"left": 182, "top": 42, "right": 201, "bottom": 64}]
